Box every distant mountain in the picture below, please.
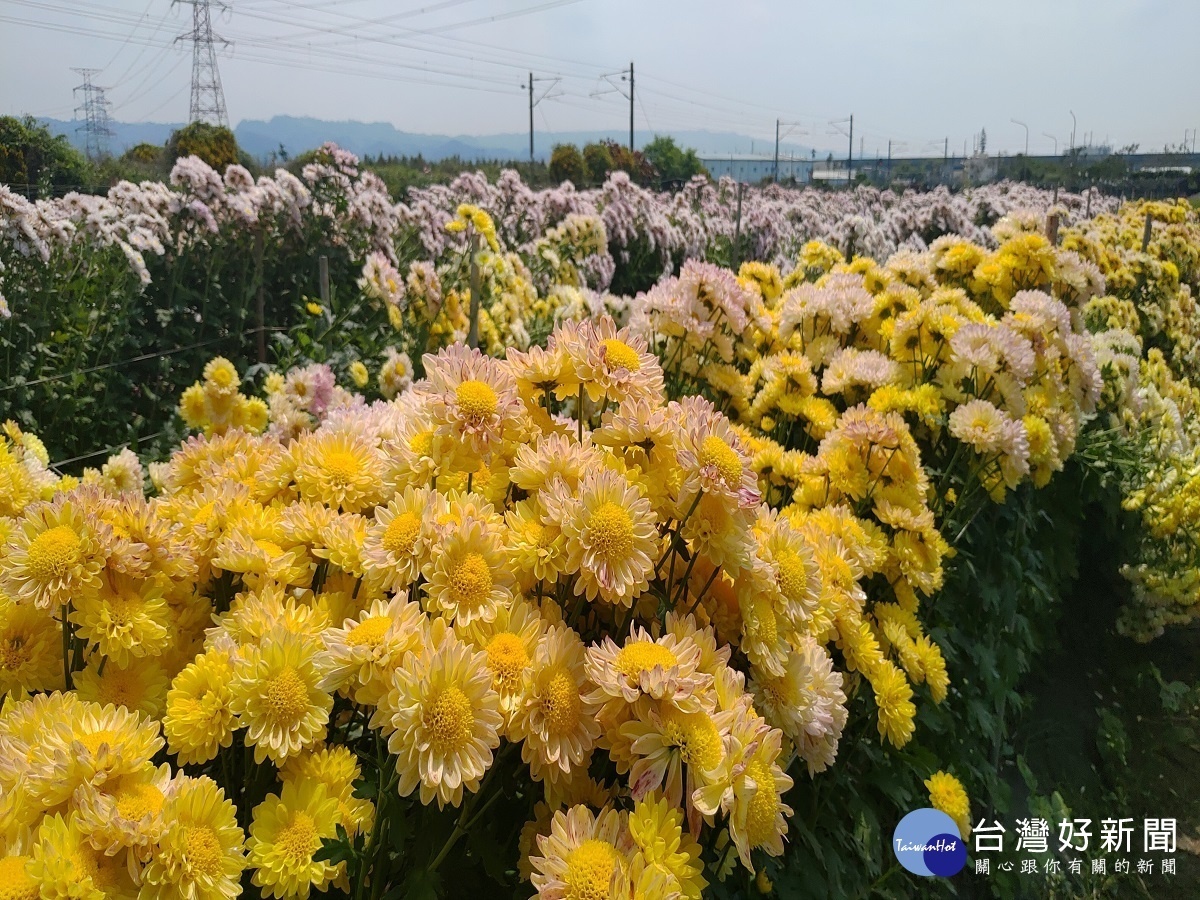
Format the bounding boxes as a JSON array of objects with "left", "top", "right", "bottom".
[{"left": 37, "top": 115, "right": 814, "bottom": 163}]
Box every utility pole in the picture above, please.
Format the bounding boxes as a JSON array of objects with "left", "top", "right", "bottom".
[
  {"left": 1069, "top": 110, "right": 1077, "bottom": 152},
  {"left": 628, "top": 62, "right": 634, "bottom": 152},
  {"left": 847, "top": 114, "right": 853, "bottom": 182},
  {"left": 523, "top": 73, "right": 561, "bottom": 165},
  {"left": 175, "top": 0, "right": 230, "bottom": 126},
  {"left": 887, "top": 139, "right": 892, "bottom": 179},
  {"left": 772, "top": 118, "right": 782, "bottom": 183},
  {"left": 72, "top": 68, "right": 114, "bottom": 160}
]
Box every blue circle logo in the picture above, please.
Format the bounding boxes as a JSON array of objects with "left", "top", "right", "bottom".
[{"left": 892, "top": 809, "right": 967, "bottom": 877}]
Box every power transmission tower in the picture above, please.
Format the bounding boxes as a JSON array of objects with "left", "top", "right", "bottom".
[
  {"left": 175, "top": 0, "right": 230, "bottom": 126},
  {"left": 72, "top": 68, "right": 114, "bottom": 160}
]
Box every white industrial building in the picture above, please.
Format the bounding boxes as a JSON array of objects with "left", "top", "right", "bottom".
[{"left": 698, "top": 153, "right": 813, "bottom": 183}]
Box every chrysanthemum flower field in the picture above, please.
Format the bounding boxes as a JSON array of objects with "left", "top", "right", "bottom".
[{"left": 1, "top": 145, "right": 1198, "bottom": 898}]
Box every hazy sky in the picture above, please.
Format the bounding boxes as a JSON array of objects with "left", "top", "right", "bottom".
[{"left": 2, "top": 0, "right": 1197, "bottom": 156}]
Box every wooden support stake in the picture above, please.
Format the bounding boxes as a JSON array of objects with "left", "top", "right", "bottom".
[
  {"left": 1141, "top": 212, "right": 1153, "bottom": 252},
  {"left": 318, "top": 255, "right": 330, "bottom": 306},
  {"left": 731, "top": 182, "right": 745, "bottom": 272},
  {"left": 1045, "top": 212, "right": 1059, "bottom": 246},
  {"left": 255, "top": 231, "right": 266, "bottom": 363},
  {"left": 467, "top": 229, "right": 482, "bottom": 349}
]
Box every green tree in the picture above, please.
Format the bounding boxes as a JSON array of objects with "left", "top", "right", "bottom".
[
  {"left": 582, "top": 142, "right": 614, "bottom": 184},
  {"left": 548, "top": 143, "right": 585, "bottom": 185},
  {"left": 0, "top": 116, "right": 92, "bottom": 197},
  {"left": 642, "top": 135, "right": 707, "bottom": 184},
  {"left": 167, "top": 122, "right": 240, "bottom": 170}
]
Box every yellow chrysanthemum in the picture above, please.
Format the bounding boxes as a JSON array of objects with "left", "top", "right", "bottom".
[
  {"left": 530, "top": 805, "right": 634, "bottom": 900},
  {"left": 373, "top": 625, "right": 503, "bottom": 809},
  {"left": 71, "top": 573, "right": 172, "bottom": 667},
  {"left": 0, "top": 596, "right": 62, "bottom": 695},
  {"left": 509, "top": 624, "right": 600, "bottom": 787},
  {"left": 549, "top": 468, "right": 658, "bottom": 606},
  {"left": 140, "top": 775, "right": 245, "bottom": 900},
  {"left": 871, "top": 661, "right": 917, "bottom": 748},
  {"left": 359, "top": 486, "right": 435, "bottom": 594},
  {"left": 163, "top": 649, "right": 237, "bottom": 765},
  {"left": 1, "top": 497, "right": 108, "bottom": 610},
  {"left": 23, "top": 701, "right": 164, "bottom": 810},
  {"left": 586, "top": 627, "right": 712, "bottom": 713},
  {"left": 628, "top": 794, "right": 707, "bottom": 900},
  {"left": 461, "top": 596, "right": 545, "bottom": 718},
  {"left": 27, "top": 813, "right": 137, "bottom": 900},
  {"left": 290, "top": 428, "right": 386, "bottom": 513},
  {"left": 72, "top": 762, "right": 172, "bottom": 854},
  {"left": 74, "top": 655, "right": 169, "bottom": 720},
  {"left": 230, "top": 628, "right": 332, "bottom": 765},
  {"left": 319, "top": 595, "right": 426, "bottom": 707},
  {"left": 247, "top": 779, "right": 340, "bottom": 900},
  {"left": 925, "top": 770, "right": 971, "bottom": 840},
  {"left": 421, "top": 515, "right": 513, "bottom": 626},
  {"left": 280, "top": 745, "right": 375, "bottom": 840}
]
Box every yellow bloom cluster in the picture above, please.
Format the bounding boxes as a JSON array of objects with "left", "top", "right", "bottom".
[
  {"left": 1065, "top": 200, "right": 1200, "bottom": 639},
  {"left": 178, "top": 357, "right": 269, "bottom": 436},
  {"left": 628, "top": 240, "right": 1101, "bottom": 748},
  {"left": 0, "top": 316, "right": 866, "bottom": 894}
]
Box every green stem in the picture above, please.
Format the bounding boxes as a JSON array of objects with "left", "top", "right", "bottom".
[{"left": 60, "top": 602, "right": 73, "bottom": 691}]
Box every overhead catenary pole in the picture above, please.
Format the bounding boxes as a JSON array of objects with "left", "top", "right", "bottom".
[
  {"left": 847, "top": 114, "right": 853, "bottom": 183},
  {"left": 887, "top": 139, "right": 892, "bottom": 179},
  {"left": 774, "top": 118, "right": 780, "bottom": 183},
  {"left": 528, "top": 72, "right": 534, "bottom": 164},
  {"left": 629, "top": 62, "right": 634, "bottom": 152}
]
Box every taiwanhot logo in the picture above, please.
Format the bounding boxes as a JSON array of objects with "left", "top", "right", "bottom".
[{"left": 892, "top": 808, "right": 967, "bottom": 877}]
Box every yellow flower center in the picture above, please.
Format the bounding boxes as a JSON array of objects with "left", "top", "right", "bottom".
[
  {"left": 450, "top": 553, "right": 493, "bottom": 608},
  {"left": 346, "top": 616, "right": 391, "bottom": 648},
  {"left": 699, "top": 435, "right": 743, "bottom": 487},
  {"left": 661, "top": 708, "right": 723, "bottom": 772},
  {"left": 105, "top": 589, "right": 144, "bottom": 627},
  {"left": 263, "top": 666, "right": 309, "bottom": 725},
  {"left": 322, "top": 449, "right": 362, "bottom": 487},
  {"left": 184, "top": 825, "right": 225, "bottom": 876},
  {"left": 602, "top": 338, "right": 641, "bottom": 372},
  {"left": 485, "top": 633, "right": 529, "bottom": 690},
  {"left": 564, "top": 839, "right": 620, "bottom": 900},
  {"left": 276, "top": 811, "right": 320, "bottom": 862},
  {"left": 614, "top": 641, "right": 678, "bottom": 678},
  {"left": 114, "top": 781, "right": 165, "bottom": 821},
  {"left": 744, "top": 758, "right": 780, "bottom": 848},
  {"left": 26, "top": 525, "right": 82, "bottom": 582},
  {"left": 78, "top": 729, "right": 119, "bottom": 757},
  {"left": 747, "top": 595, "right": 779, "bottom": 648},
  {"left": 382, "top": 512, "right": 421, "bottom": 556},
  {"left": 456, "top": 379, "right": 499, "bottom": 420},
  {"left": 93, "top": 668, "right": 144, "bottom": 709},
  {"left": 0, "top": 631, "right": 32, "bottom": 672},
  {"left": 255, "top": 539, "right": 285, "bottom": 559},
  {"left": 410, "top": 429, "right": 435, "bottom": 457},
  {"left": 587, "top": 501, "right": 634, "bottom": 561},
  {"left": 424, "top": 686, "right": 474, "bottom": 753},
  {"left": 775, "top": 549, "right": 812, "bottom": 604},
  {"left": 0, "top": 855, "right": 38, "bottom": 900},
  {"left": 541, "top": 667, "right": 582, "bottom": 735}
]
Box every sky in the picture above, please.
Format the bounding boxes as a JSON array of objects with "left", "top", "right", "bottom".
[{"left": 1, "top": 0, "right": 1197, "bottom": 157}]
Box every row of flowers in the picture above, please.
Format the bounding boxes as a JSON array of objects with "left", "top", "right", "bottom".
[{"left": 0, "top": 156, "right": 1191, "bottom": 896}]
